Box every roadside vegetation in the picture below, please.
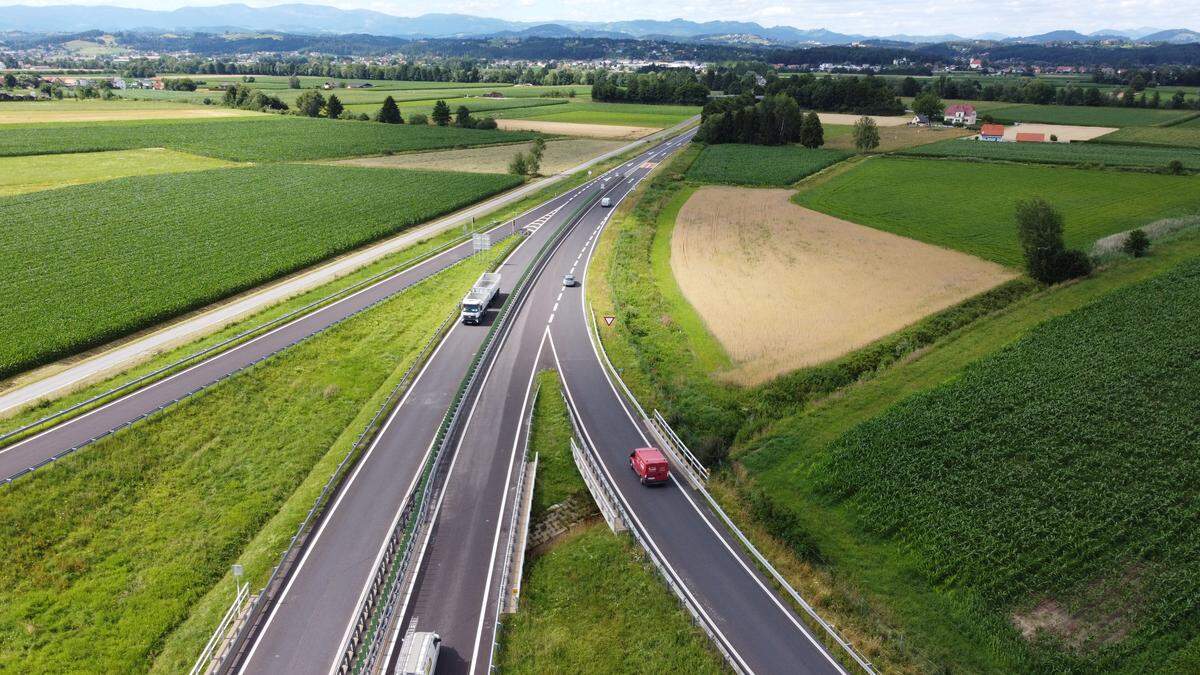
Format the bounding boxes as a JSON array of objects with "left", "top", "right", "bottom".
[
  {"left": 0, "top": 251, "right": 498, "bottom": 673},
  {"left": 686, "top": 143, "right": 850, "bottom": 186},
  {"left": 527, "top": 370, "right": 585, "bottom": 520},
  {"left": 0, "top": 115, "right": 537, "bottom": 161},
  {"left": 792, "top": 157, "right": 1200, "bottom": 266},
  {"left": 0, "top": 164, "right": 521, "bottom": 378}
]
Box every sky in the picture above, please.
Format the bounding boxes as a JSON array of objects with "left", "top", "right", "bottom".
[{"left": 3, "top": 0, "right": 1198, "bottom": 36}]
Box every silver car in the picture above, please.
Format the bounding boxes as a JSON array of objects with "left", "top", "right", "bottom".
[{"left": 563, "top": 274, "right": 577, "bottom": 287}]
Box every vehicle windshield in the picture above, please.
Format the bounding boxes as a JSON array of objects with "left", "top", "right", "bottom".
[{"left": 462, "top": 303, "right": 481, "bottom": 313}]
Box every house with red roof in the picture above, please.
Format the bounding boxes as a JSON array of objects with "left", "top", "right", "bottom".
[
  {"left": 979, "top": 123, "right": 1005, "bottom": 141},
  {"left": 943, "top": 103, "right": 977, "bottom": 126}
]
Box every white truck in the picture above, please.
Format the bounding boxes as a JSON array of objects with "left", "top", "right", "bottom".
[
  {"left": 461, "top": 272, "right": 501, "bottom": 325},
  {"left": 395, "top": 631, "right": 440, "bottom": 675}
]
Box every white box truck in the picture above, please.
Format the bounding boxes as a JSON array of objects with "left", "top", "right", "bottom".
[
  {"left": 461, "top": 272, "right": 501, "bottom": 325},
  {"left": 395, "top": 631, "right": 440, "bottom": 675}
]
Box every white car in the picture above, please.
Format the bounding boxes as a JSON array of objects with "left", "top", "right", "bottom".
[
  {"left": 563, "top": 274, "right": 577, "bottom": 287},
  {"left": 601, "top": 197, "right": 612, "bottom": 207}
]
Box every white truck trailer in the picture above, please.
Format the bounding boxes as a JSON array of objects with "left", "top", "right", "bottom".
[
  {"left": 461, "top": 272, "right": 501, "bottom": 325},
  {"left": 395, "top": 631, "right": 440, "bottom": 675}
]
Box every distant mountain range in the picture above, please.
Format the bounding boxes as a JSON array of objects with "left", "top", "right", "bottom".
[{"left": 0, "top": 3, "right": 1196, "bottom": 47}]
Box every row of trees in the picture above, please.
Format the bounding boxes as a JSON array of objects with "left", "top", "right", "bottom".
[
  {"left": 765, "top": 73, "right": 905, "bottom": 115},
  {"left": 902, "top": 74, "right": 1200, "bottom": 111},
  {"left": 508, "top": 138, "right": 546, "bottom": 176},
  {"left": 221, "top": 84, "right": 289, "bottom": 112},
  {"left": 590, "top": 70, "right": 710, "bottom": 106}
]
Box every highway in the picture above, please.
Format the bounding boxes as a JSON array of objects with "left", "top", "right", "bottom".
[
  {"left": 232, "top": 137, "right": 692, "bottom": 674},
  {"left": 382, "top": 128, "right": 846, "bottom": 675}
]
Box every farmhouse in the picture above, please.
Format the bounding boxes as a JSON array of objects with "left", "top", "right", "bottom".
[
  {"left": 979, "top": 123, "right": 1005, "bottom": 141},
  {"left": 910, "top": 114, "right": 930, "bottom": 126},
  {"left": 943, "top": 103, "right": 977, "bottom": 126},
  {"left": 1016, "top": 132, "right": 1047, "bottom": 143}
]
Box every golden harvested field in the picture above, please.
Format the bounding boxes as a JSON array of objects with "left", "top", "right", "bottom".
[
  {"left": 999, "top": 123, "right": 1117, "bottom": 142},
  {"left": 0, "top": 101, "right": 262, "bottom": 125},
  {"left": 816, "top": 112, "right": 910, "bottom": 127},
  {"left": 671, "top": 186, "right": 1016, "bottom": 385},
  {"left": 494, "top": 118, "right": 657, "bottom": 139},
  {"left": 331, "top": 138, "right": 625, "bottom": 174},
  {"left": 825, "top": 124, "right": 971, "bottom": 151}
]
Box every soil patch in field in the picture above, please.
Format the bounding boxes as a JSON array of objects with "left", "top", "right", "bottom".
[
  {"left": 816, "top": 113, "right": 910, "bottom": 127},
  {"left": 332, "top": 138, "right": 624, "bottom": 174},
  {"left": 1000, "top": 123, "right": 1118, "bottom": 142},
  {"left": 671, "top": 186, "right": 1015, "bottom": 385},
  {"left": 494, "top": 118, "right": 656, "bottom": 139}
]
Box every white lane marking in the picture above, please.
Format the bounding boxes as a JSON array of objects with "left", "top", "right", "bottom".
[
  {"left": 547, "top": 314, "right": 555, "bottom": 324},
  {"left": 558, "top": 180, "right": 846, "bottom": 673},
  {"left": 545, "top": 333, "right": 754, "bottom": 675},
  {"left": 470, "top": 329, "right": 550, "bottom": 675},
  {"left": 552, "top": 302, "right": 559, "bottom": 313}
]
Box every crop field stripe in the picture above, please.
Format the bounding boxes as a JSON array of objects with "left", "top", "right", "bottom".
[
  {"left": 687, "top": 144, "right": 853, "bottom": 186},
  {"left": 0, "top": 164, "right": 522, "bottom": 378},
  {"left": 901, "top": 138, "right": 1200, "bottom": 170}
]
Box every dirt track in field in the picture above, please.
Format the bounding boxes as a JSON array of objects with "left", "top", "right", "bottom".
[
  {"left": 671, "top": 186, "right": 1016, "bottom": 385},
  {"left": 495, "top": 118, "right": 657, "bottom": 139}
]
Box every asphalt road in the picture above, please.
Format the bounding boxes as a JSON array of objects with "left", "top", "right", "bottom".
[
  {"left": 234, "top": 140, "right": 683, "bottom": 674},
  {"left": 390, "top": 135, "right": 693, "bottom": 675},
  {"left": 389, "top": 130, "right": 847, "bottom": 675}
]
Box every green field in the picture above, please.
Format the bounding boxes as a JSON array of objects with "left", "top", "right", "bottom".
[
  {"left": 0, "top": 115, "right": 538, "bottom": 161},
  {"left": 0, "top": 148, "right": 237, "bottom": 196},
  {"left": 1096, "top": 126, "right": 1200, "bottom": 150},
  {"left": 494, "top": 101, "right": 700, "bottom": 127},
  {"left": 981, "top": 103, "right": 1192, "bottom": 127},
  {"left": 0, "top": 253, "right": 495, "bottom": 674},
  {"left": 345, "top": 96, "right": 567, "bottom": 118},
  {"left": 811, "top": 257, "right": 1200, "bottom": 670},
  {"left": 687, "top": 144, "right": 851, "bottom": 186},
  {"left": 0, "top": 164, "right": 521, "bottom": 377},
  {"left": 497, "top": 524, "right": 727, "bottom": 674},
  {"left": 901, "top": 137, "right": 1200, "bottom": 170},
  {"left": 793, "top": 157, "right": 1200, "bottom": 266}
]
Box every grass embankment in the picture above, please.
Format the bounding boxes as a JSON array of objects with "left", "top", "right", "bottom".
[
  {"left": 686, "top": 143, "right": 851, "bottom": 186},
  {"left": 528, "top": 370, "right": 585, "bottom": 520},
  {"left": 498, "top": 370, "right": 727, "bottom": 673},
  {"left": 0, "top": 148, "right": 236, "bottom": 196},
  {"left": 740, "top": 232, "right": 1200, "bottom": 673},
  {"left": 0, "top": 164, "right": 521, "bottom": 379},
  {"left": 0, "top": 115, "right": 538, "bottom": 161},
  {"left": 793, "top": 157, "right": 1200, "bottom": 266},
  {"left": 903, "top": 136, "right": 1200, "bottom": 171},
  {"left": 0, "top": 250, "right": 500, "bottom": 673}
]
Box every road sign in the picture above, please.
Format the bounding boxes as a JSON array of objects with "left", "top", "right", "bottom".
[
  {"left": 603, "top": 316, "right": 615, "bottom": 326},
  {"left": 472, "top": 232, "right": 492, "bottom": 252}
]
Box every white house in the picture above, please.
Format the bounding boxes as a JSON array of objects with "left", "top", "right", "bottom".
[{"left": 943, "top": 103, "right": 977, "bottom": 126}]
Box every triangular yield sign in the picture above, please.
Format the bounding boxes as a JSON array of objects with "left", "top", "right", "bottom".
[{"left": 603, "top": 316, "right": 615, "bottom": 326}]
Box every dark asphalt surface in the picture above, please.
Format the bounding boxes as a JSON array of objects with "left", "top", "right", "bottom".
[{"left": 391, "top": 138, "right": 690, "bottom": 675}]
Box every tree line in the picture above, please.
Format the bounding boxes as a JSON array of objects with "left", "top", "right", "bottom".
[{"left": 590, "top": 70, "right": 711, "bottom": 105}]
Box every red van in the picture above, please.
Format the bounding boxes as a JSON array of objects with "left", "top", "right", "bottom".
[{"left": 629, "top": 447, "right": 670, "bottom": 486}]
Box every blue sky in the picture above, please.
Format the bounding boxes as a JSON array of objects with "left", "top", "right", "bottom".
[{"left": 5, "top": 0, "right": 1197, "bottom": 36}]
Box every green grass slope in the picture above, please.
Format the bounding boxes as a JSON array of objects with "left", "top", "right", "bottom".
[
  {"left": 793, "top": 157, "right": 1200, "bottom": 266},
  {"left": 0, "top": 164, "right": 521, "bottom": 378}
]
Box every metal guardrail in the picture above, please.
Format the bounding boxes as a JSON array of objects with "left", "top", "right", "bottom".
[
  {"left": 191, "top": 580, "right": 250, "bottom": 675},
  {"left": 559, "top": 400, "right": 745, "bottom": 675},
  {"left": 485, "top": 382, "right": 540, "bottom": 671},
  {"left": 569, "top": 436, "right": 626, "bottom": 535},
  {"left": 650, "top": 409, "right": 710, "bottom": 485},
  {"left": 339, "top": 188, "right": 606, "bottom": 675},
  {"left": 585, "top": 303, "right": 877, "bottom": 675}
]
